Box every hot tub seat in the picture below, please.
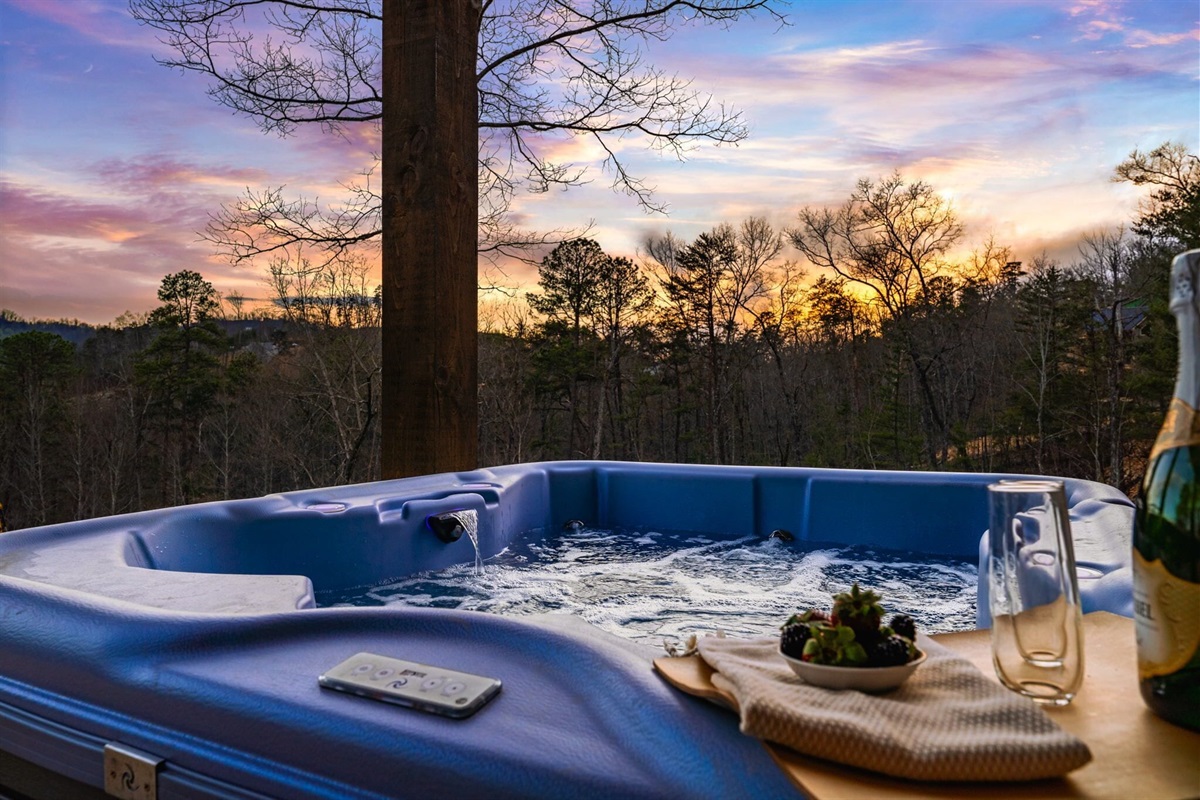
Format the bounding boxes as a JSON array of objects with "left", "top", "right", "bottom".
[{"left": 0, "top": 527, "right": 314, "bottom": 614}]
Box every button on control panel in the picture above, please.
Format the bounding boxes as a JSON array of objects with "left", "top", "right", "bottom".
[{"left": 319, "top": 652, "right": 502, "bottom": 719}]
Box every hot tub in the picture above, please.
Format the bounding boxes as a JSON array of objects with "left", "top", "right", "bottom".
[{"left": 0, "top": 461, "right": 1134, "bottom": 799}]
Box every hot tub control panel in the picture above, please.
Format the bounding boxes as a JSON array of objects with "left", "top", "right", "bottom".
[{"left": 319, "top": 652, "right": 502, "bottom": 718}]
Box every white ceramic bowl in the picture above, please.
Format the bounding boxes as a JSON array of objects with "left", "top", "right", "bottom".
[{"left": 780, "top": 649, "right": 926, "bottom": 692}]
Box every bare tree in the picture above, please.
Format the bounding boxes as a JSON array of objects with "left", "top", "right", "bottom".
[
  {"left": 1113, "top": 141, "right": 1200, "bottom": 249},
  {"left": 590, "top": 254, "right": 655, "bottom": 458},
  {"left": 789, "top": 174, "right": 963, "bottom": 322},
  {"left": 478, "top": 300, "right": 540, "bottom": 464},
  {"left": 750, "top": 259, "right": 808, "bottom": 465},
  {"left": 788, "top": 174, "right": 966, "bottom": 467},
  {"left": 0, "top": 332, "right": 77, "bottom": 527},
  {"left": 130, "top": 0, "right": 784, "bottom": 266},
  {"left": 652, "top": 218, "right": 780, "bottom": 462},
  {"left": 1014, "top": 255, "right": 1081, "bottom": 473},
  {"left": 1072, "top": 228, "right": 1149, "bottom": 488},
  {"left": 266, "top": 253, "right": 382, "bottom": 484}
]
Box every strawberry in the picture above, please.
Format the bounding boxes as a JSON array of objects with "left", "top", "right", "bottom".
[{"left": 831, "top": 583, "right": 884, "bottom": 644}]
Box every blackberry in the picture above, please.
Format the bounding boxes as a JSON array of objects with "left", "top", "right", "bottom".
[
  {"left": 889, "top": 613, "right": 917, "bottom": 642},
  {"left": 866, "top": 635, "right": 912, "bottom": 667},
  {"left": 780, "top": 623, "right": 811, "bottom": 659}
]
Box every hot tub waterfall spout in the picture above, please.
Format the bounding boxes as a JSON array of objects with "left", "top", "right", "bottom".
[{"left": 427, "top": 509, "right": 476, "bottom": 544}]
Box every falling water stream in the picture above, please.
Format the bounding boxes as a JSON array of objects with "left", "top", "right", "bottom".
[{"left": 458, "top": 509, "right": 483, "bottom": 575}]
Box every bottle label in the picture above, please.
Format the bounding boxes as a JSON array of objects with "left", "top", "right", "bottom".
[
  {"left": 1149, "top": 398, "right": 1200, "bottom": 461},
  {"left": 1133, "top": 550, "right": 1200, "bottom": 679}
]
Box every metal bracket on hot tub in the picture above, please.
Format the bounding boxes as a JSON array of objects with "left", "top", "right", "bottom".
[{"left": 104, "top": 742, "right": 162, "bottom": 800}]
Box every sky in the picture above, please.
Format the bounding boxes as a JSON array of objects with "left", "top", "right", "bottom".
[{"left": 0, "top": 0, "right": 1197, "bottom": 325}]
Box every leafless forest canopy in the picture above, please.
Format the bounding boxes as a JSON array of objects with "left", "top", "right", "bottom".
[{"left": 1, "top": 142, "right": 1196, "bottom": 532}]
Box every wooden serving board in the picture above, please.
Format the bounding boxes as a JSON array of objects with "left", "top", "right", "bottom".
[{"left": 653, "top": 612, "right": 1200, "bottom": 800}]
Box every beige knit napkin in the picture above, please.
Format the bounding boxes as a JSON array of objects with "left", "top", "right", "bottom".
[{"left": 697, "top": 635, "right": 1092, "bottom": 782}]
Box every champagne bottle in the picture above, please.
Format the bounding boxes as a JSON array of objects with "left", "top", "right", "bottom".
[{"left": 1133, "top": 248, "right": 1200, "bottom": 731}]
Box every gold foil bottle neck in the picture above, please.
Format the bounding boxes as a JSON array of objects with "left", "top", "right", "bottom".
[{"left": 1149, "top": 398, "right": 1200, "bottom": 462}]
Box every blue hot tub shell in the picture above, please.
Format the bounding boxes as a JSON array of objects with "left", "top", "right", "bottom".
[{"left": 0, "top": 461, "right": 1134, "bottom": 799}]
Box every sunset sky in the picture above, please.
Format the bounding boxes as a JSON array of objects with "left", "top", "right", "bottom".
[{"left": 1, "top": 0, "right": 1197, "bottom": 325}]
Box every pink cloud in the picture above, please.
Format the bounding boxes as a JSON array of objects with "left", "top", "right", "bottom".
[
  {"left": 1126, "top": 27, "right": 1200, "bottom": 49},
  {"left": 1079, "top": 19, "right": 1126, "bottom": 39},
  {"left": 92, "top": 155, "right": 270, "bottom": 192},
  {"left": 1, "top": 181, "right": 151, "bottom": 242},
  {"left": 0, "top": 174, "right": 264, "bottom": 323},
  {"left": 1068, "top": 0, "right": 1123, "bottom": 19}
]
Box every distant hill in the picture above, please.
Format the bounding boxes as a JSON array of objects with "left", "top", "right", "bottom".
[
  {"left": 0, "top": 316, "right": 291, "bottom": 349},
  {"left": 0, "top": 317, "right": 97, "bottom": 347}
]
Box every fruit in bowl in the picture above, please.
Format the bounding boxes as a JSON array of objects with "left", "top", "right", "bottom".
[{"left": 779, "top": 583, "right": 925, "bottom": 691}]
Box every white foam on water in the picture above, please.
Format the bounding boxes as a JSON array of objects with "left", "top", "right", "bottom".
[{"left": 326, "top": 527, "right": 979, "bottom": 645}]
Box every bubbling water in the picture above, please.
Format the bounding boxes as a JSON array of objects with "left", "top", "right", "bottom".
[{"left": 321, "top": 527, "right": 979, "bottom": 645}]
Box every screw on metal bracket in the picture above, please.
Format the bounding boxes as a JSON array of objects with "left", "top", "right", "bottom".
[{"left": 103, "top": 742, "right": 162, "bottom": 800}]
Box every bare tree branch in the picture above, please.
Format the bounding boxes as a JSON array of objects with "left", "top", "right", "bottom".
[{"left": 129, "top": 0, "right": 787, "bottom": 266}]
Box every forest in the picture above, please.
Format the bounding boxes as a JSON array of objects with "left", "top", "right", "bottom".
[{"left": 0, "top": 143, "right": 1196, "bottom": 532}]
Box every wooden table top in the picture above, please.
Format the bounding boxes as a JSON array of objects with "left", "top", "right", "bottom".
[{"left": 654, "top": 612, "right": 1200, "bottom": 799}]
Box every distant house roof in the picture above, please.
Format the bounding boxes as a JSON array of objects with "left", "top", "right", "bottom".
[{"left": 1092, "top": 300, "right": 1148, "bottom": 332}]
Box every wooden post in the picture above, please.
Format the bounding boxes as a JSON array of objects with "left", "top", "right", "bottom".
[{"left": 381, "top": 0, "right": 480, "bottom": 478}]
